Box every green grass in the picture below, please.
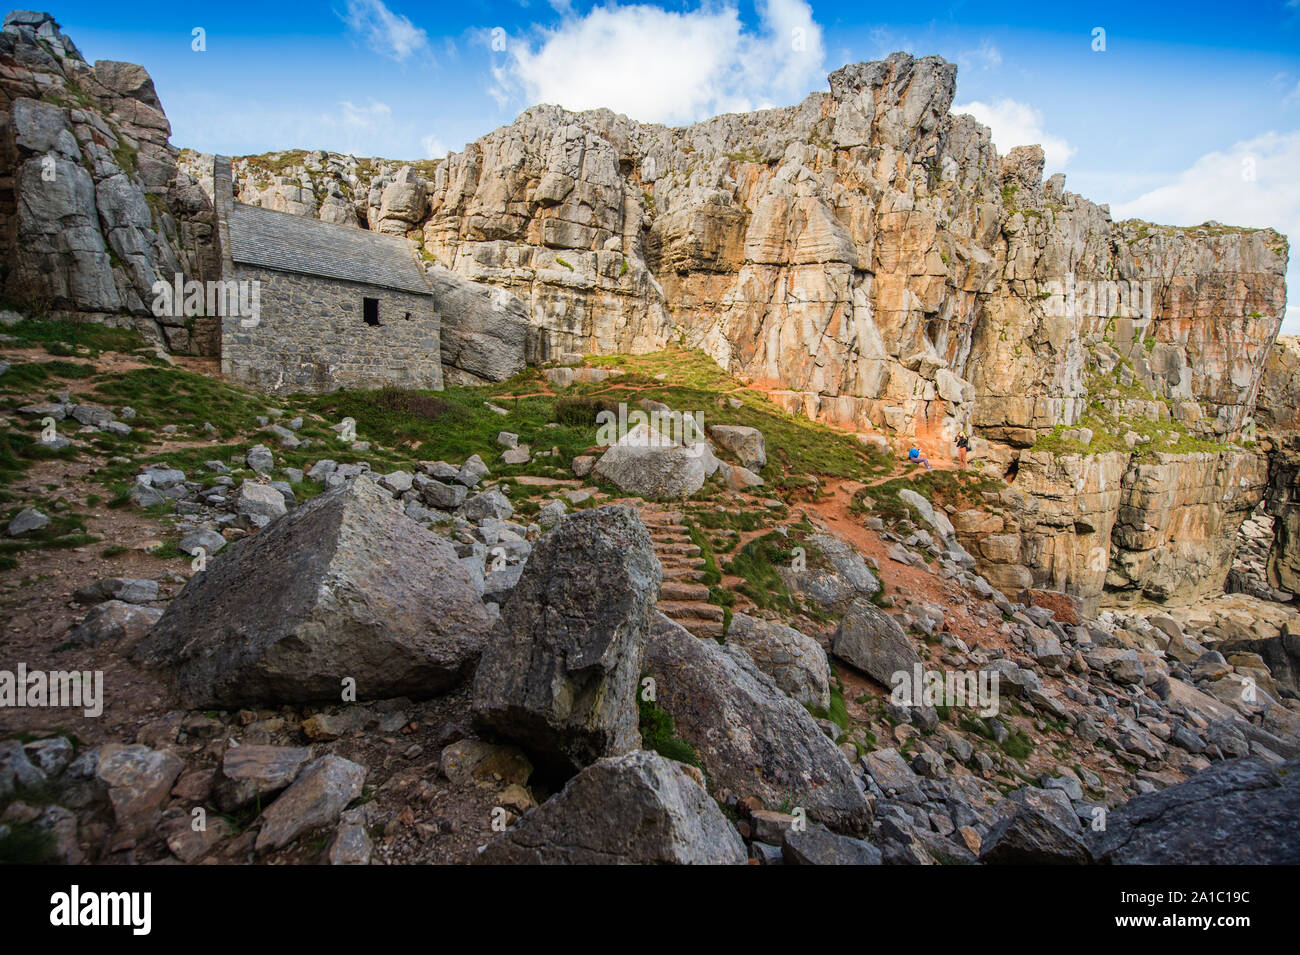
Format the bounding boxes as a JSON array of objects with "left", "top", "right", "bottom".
[
  {"left": 583, "top": 350, "right": 890, "bottom": 493},
  {"left": 638, "top": 691, "right": 701, "bottom": 768},
  {"left": 91, "top": 367, "right": 272, "bottom": 439},
  {"left": 1000, "top": 730, "right": 1035, "bottom": 761},
  {"left": 1, "top": 317, "right": 146, "bottom": 357},
  {"left": 0, "top": 359, "right": 98, "bottom": 395},
  {"left": 806, "top": 672, "right": 850, "bottom": 735},
  {"left": 0, "top": 430, "right": 80, "bottom": 485},
  {"left": 724, "top": 531, "right": 806, "bottom": 616}
]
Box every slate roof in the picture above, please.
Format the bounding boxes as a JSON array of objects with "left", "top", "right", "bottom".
[{"left": 226, "top": 202, "right": 431, "bottom": 295}]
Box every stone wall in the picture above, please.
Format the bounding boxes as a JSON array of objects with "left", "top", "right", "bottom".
[{"left": 220, "top": 264, "right": 443, "bottom": 395}]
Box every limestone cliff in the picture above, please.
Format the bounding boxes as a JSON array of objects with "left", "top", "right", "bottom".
[{"left": 0, "top": 11, "right": 218, "bottom": 351}]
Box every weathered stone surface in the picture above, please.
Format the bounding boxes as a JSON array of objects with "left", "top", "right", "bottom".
[
  {"left": 782, "top": 826, "right": 883, "bottom": 865},
  {"left": 646, "top": 612, "right": 872, "bottom": 835},
  {"left": 73, "top": 576, "right": 158, "bottom": 604},
  {"left": 832, "top": 597, "right": 921, "bottom": 686},
  {"left": 707, "top": 424, "right": 766, "bottom": 470},
  {"left": 213, "top": 744, "right": 313, "bottom": 812},
  {"left": 426, "top": 264, "right": 529, "bottom": 384},
  {"left": 137, "top": 477, "right": 493, "bottom": 707},
  {"left": 70, "top": 599, "right": 162, "bottom": 649},
  {"left": 980, "top": 805, "right": 1092, "bottom": 865},
  {"left": 472, "top": 505, "right": 661, "bottom": 775},
  {"left": 725, "top": 612, "right": 830, "bottom": 708},
  {"left": 779, "top": 533, "right": 881, "bottom": 614},
  {"left": 477, "top": 750, "right": 746, "bottom": 864},
  {"left": 6, "top": 507, "right": 49, "bottom": 536},
  {"left": 95, "top": 743, "right": 184, "bottom": 831},
  {"left": 593, "top": 423, "right": 709, "bottom": 500},
  {"left": 255, "top": 754, "right": 367, "bottom": 851},
  {"left": 1091, "top": 757, "right": 1300, "bottom": 864},
  {"left": 439, "top": 740, "right": 532, "bottom": 788}
]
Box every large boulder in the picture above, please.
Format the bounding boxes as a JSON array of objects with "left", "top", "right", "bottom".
[
  {"left": 426, "top": 265, "right": 529, "bottom": 384},
  {"left": 593, "top": 423, "right": 710, "bottom": 500},
  {"left": 136, "top": 477, "right": 492, "bottom": 707},
  {"left": 724, "top": 612, "right": 830, "bottom": 708},
  {"left": 646, "top": 612, "right": 872, "bottom": 835},
  {"left": 472, "top": 506, "right": 662, "bottom": 776},
  {"left": 706, "top": 424, "right": 766, "bottom": 470},
  {"left": 477, "top": 750, "right": 746, "bottom": 864},
  {"left": 980, "top": 805, "right": 1092, "bottom": 865},
  {"left": 779, "top": 533, "right": 880, "bottom": 615},
  {"left": 1090, "top": 757, "right": 1300, "bottom": 864},
  {"left": 831, "top": 597, "right": 921, "bottom": 687}
]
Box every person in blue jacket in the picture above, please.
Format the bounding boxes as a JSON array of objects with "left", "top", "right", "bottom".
[{"left": 907, "top": 445, "right": 932, "bottom": 469}]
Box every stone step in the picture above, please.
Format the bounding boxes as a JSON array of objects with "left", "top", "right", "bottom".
[
  {"left": 659, "top": 601, "right": 725, "bottom": 623},
  {"left": 658, "top": 558, "right": 707, "bottom": 572},
  {"left": 656, "top": 542, "right": 701, "bottom": 557},
  {"left": 679, "top": 619, "right": 726, "bottom": 640},
  {"left": 661, "top": 565, "right": 705, "bottom": 583},
  {"left": 659, "top": 580, "right": 712, "bottom": 602}
]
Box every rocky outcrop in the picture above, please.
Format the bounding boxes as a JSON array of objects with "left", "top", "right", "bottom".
[
  {"left": 471, "top": 506, "right": 661, "bottom": 776},
  {"left": 955, "top": 448, "right": 1267, "bottom": 613},
  {"left": 216, "top": 54, "right": 1285, "bottom": 461},
  {"left": 0, "top": 12, "right": 219, "bottom": 351},
  {"left": 136, "top": 476, "right": 492, "bottom": 707}
]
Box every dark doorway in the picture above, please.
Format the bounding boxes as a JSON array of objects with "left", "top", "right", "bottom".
[{"left": 363, "top": 297, "right": 380, "bottom": 326}]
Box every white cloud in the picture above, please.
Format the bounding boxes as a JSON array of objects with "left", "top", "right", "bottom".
[
  {"left": 1111, "top": 130, "right": 1299, "bottom": 333},
  {"left": 318, "top": 100, "right": 397, "bottom": 154},
  {"left": 342, "top": 0, "right": 431, "bottom": 62},
  {"left": 957, "top": 41, "right": 1002, "bottom": 73},
  {"left": 952, "top": 98, "right": 1076, "bottom": 174},
  {"left": 497, "top": 0, "right": 825, "bottom": 125},
  {"left": 421, "top": 134, "right": 448, "bottom": 158}
]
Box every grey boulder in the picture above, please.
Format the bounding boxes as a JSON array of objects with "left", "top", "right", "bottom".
[
  {"left": 832, "top": 597, "right": 921, "bottom": 687},
  {"left": 477, "top": 750, "right": 746, "bottom": 865},
  {"left": 136, "top": 476, "right": 493, "bottom": 707},
  {"left": 646, "top": 612, "right": 872, "bottom": 835},
  {"left": 472, "top": 505, "right": 661, "bottom": 776}
]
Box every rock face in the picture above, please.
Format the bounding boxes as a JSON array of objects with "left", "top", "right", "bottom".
[
  {"left": 725, "top": 612, "right": 830, "bottom": 708},
  {"left": 215, "top": 53, "right": 1284, "bottom": 461},
  {"left": 477, "top": 750, "right": 747, "bottom": 865},
  {"left": 472, "top": 505, "right": 662, "bottom": 776},
  {"left": 3, "top": 18, "right": 1289, "bottom": 612},
  {"left": 954, "top": 448, "right": 1268, "bottom": 613},
  {"left": 425, "top": 264, "right": 530, "bottom": 385},
  {"left": 0, "top": 12, "right": 219, "bottom": 352},
  {"left": 646, "top": 612, "right": 872, "bottom": 835},
  {"left": 1090, "top": 757, "right": 1300, "bottom": 864},
  {"left": 136, "top": 476, "right": 492, "bottom": 707}
]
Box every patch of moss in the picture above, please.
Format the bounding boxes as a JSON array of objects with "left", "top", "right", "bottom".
[{"left": 638, "top": 691, "right": 701, "bottom": 767}]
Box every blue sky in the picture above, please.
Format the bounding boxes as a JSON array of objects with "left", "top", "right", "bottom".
[{"left": 43, "top": 0, "right": 1300, "bottom": 329}]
